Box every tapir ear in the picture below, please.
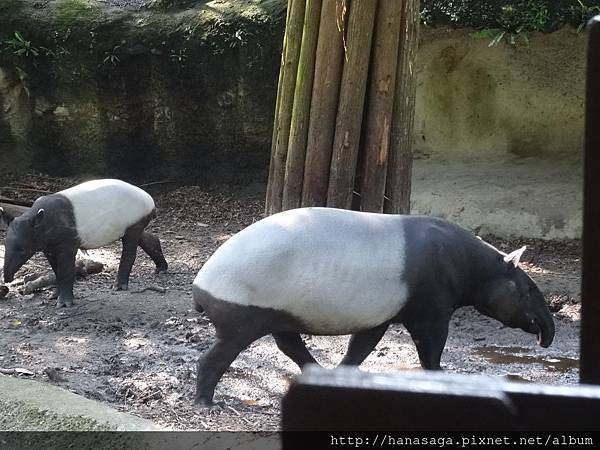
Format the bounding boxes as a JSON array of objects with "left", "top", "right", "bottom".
[
  {"left": 504, "top": 245, "right": 526, "bottom": 268},
  {"left": 0, "top": 207, "right": 14, "bottom": 227},
  {"left": 32, "top": 208, "right": 45, "bottom": 227}
]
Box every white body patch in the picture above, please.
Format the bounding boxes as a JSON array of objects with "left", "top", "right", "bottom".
[
  {"left": 60, "top": 179, "right": 155, "bottom": 249},
  {"left": 194, "top": 208, "right": 409, "bottom": 335}
]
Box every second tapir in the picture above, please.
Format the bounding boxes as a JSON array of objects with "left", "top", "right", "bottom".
[
  {"left": 193, "top": 207, "right": 555, "bottom": 406},
  {"left": 1, "top": 179, "right": 168, "bottom": 307}
]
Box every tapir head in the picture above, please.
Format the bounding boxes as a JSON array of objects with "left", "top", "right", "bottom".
[
  {"left": 2, "top": 208, "right": 45, "bottom": 283},
  {"left": 475, "top": 246, "right": 555, "bottom": 348}
]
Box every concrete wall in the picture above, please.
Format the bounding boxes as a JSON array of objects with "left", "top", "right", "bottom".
[
  {"left": 414, "top": 27, "right": 585, "bottom": 161},
  {"left": 410, "top": 27, "right": 584, "bottom": 239}
]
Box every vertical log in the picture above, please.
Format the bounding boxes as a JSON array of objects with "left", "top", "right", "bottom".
[
  {"left": 301, "top": 0, "right": 347, "bottom": 208},
  {"left": 327, "top": 0, "right": 379, "bottom": 210},
  {"left": 359, "top": 0, "right": 403, "bottom": 213},
  {"left": 581, "top": 17, "right": 600, "bottom": 385},
  {"left": 265, "top": 0, "right": 306, "bottom": 215},
  {"left": 384, "top": 0, "right": 420, "bottom": 215},
  {"left": 282, "top": 0, "right": 323, "bottom": 211},
  {"left": 266, "top": 2, "right": 292, "bottom": 215}
]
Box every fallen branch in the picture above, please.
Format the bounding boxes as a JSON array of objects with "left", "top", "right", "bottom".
[
  {"left": 0, "top": 367, "right": 34, "bottom": 376},
  {"left": 0, "top": 197, "right": 33, "bottom": 207},
  {"left": 131, "top": 285, "right": 167, "bottom": 294},
  {"left": 138, "top": 390, "right": 163, "bottom": 403},
  {"left": 139, "top": 180, "right": 176, "bottom": 188},
  {"left": 21, "top": 259, "right": 104, "bottom": 295},
  {"left": 226, "top": 405, "right": 241, "bottom": 416},
  {"left": 0, "top": 186, "right": 52, "bottom": 195}
]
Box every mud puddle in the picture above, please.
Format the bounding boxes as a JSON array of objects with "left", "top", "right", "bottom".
[{"left": 474, "top": 345, "right": 579, "bottom": 383}]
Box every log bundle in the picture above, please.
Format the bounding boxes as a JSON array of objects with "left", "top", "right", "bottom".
[{"left": 266, "top": 0, "right": 420, "bottom": 215}]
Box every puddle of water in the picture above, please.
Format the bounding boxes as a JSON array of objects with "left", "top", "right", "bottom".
[{"left": 474, "top": 346, "right": 579, "bottom": 373}]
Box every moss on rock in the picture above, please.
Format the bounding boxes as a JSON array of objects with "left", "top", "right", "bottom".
[{"left": 0, "top": 0, "right": 286, "bottom": 183}]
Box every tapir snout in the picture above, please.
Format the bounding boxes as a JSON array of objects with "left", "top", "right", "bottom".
[{"left": 522, "top": 301, "right": 555, "bottom": 348}]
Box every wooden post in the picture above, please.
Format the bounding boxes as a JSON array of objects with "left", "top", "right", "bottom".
[
  {"left": 360, "top": 0, "right": 403, "bottom": 212},
  {"left": 282, "top": 0, "right": 323, "bottom": 210},
  {"left": 581, "top": 16, "right": 600, "bottom": 385},
  {"left": 301, "top": 0, "right": 346, "bottom": 208},
  {"left": 385, "top": 0, "right": 420, "bottom": 214},
  {"left": 327, "top": 0, "right": 378, "bottom": 209},
  {"left": 265, "top": 0, "right": 306, "bottom": 215}
]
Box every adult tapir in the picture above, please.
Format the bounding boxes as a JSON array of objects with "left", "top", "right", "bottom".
[
  {"left": 192, "top": 207, "right": 555, "bottom": 406},
  {"left": 1, "top": 179, "right": 168, "bottom": 307}
]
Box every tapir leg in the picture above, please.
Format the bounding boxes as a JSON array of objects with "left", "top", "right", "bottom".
[
  {"left": 403, "top": 316, "right": 449, "bottom": 370},
  {"left": 138, "top": 231, "right": 168, "bottom": 273},
  {"left": 272, "top": 332, "right": 320, "bottom": 369},
  {"left": 195, "top": 331, "right": 263, "bottom": 407},
  {"left": 339, "top": 322, "right": 390, "bottom": 366},
  {"left": 114, "top": 219, "right": 150, "bottom": 290},
  {"left": 45, "top": 248, "right": 77, "bottom": 308}
]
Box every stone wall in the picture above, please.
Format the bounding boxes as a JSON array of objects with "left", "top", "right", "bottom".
[{"left": 0, "top": 0, "right": 286, "bottom": 184}]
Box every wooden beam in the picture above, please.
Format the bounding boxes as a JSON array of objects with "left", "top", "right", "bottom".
[{"left": 581, "top": 16, "right": 600, "bottom": 385}]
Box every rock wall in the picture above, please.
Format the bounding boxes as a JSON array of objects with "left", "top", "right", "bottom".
[{"left": 0, "top": 0, "right": 286, "bottom": 183}]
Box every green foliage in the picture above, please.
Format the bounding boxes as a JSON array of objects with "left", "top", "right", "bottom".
[
  {"left": 2, "top": 30, "right": 72, "bottom": 62},
  {"left": 421, "top": 0, "right": 600, "bottom": 39},
  {"left": 572, "top": 0, "right": 600, "bottom": 32},
  {"left": 53, "top": 0, "right": 101, "bottom": 30},
  {"left": 103, "top": 45, "right": 121, "bottom": 67},
  {"left": 4, "top": 32, "right": 39, "bottom": 57}
]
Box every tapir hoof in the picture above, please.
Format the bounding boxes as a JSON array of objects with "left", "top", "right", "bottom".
[
  {"left": 155, "top": 264, "right": 168, "bottom": 274},
  {"left": 194, "top": 396, "right": 214, "bottom": 408},
  {"left": 112, "top": 282, "right": 129, "bottom": 291},
  {"left": 56, "top": 296, "right": 74, "bottom": 308}
]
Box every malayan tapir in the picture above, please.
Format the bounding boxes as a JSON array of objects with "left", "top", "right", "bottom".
[
  {"left": 192, "top": 207, "right": 555, "bottom": 406},
  {"left": 0, "top": 179, "right": 168, "bottom": 307}
]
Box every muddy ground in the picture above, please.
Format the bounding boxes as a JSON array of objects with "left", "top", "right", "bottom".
[{"left": 0, "top": 174, "right": 582, "bottom": 431}]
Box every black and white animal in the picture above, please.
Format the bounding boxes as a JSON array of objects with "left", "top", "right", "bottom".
[
  {"left": 1, "top": 179, "right": 168, "bottom": 307},
  {"left": 192, "top": 207, "right": 555, "bottom": 406}
]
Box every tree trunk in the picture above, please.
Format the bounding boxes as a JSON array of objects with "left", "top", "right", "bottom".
[
  {"left": 301, "top": 0, "right": 347, "bottom": 208},
  {"left": 265, "top": 0, "right": 306, "bottom": 215},
  {"left": 282, "top": 0, "right": 323, "bottom": 211},
  {"left": 385, "top": 0, "right": 420, "bottom": 215},
  {"left": 326, "top": 0, "right": 378, "bottom": 210},
  {"left": 359, "top": 0, "right": 403, "bottom": 213},
  {"left": 266, "top": 2, "right": 291, "bottom": 214}
]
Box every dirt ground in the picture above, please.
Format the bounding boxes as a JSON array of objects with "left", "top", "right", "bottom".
[{"left": 0, "top": 174, "right": 582, "bottom": 431}]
